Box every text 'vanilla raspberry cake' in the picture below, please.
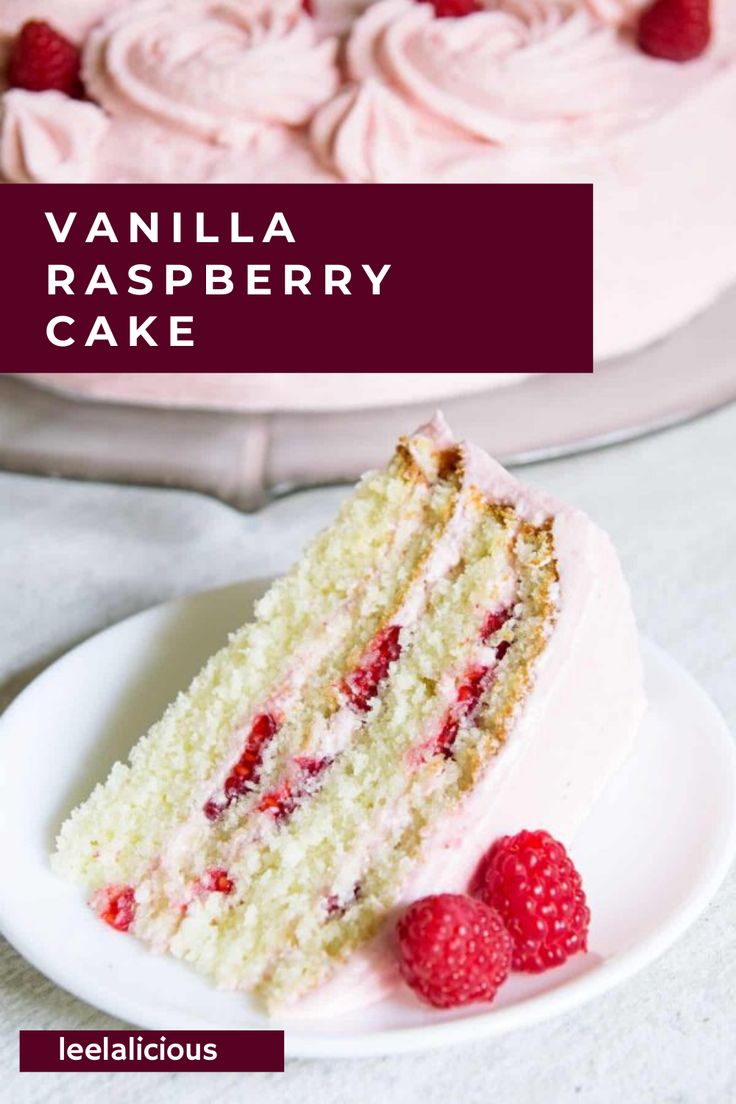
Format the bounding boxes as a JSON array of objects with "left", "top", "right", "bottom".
[{"left": 53, "top": 416, "right": 645, "bottom": 1014}]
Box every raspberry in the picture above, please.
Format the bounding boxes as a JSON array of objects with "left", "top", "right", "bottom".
[
  {"left": 396, "top": 894, "right": 512, "bottom": 1008},
  {"left": 432, "top": 606, "right": 514, "bottom": 759},
  {"left": 91, "top": 885, "right": 136, "bottom": 932},
  {"left": 342, "top": 625, "right": 402, "bottom": 713},
  {"left": 202, "top": 868, "right": 234, "bottom": 894},
  {"left": 258, "top": 755, "right": 332, "bottom": 821},
  {"left": 481, "top": 606, "right": 512, "bottom": 641},
  {"left": 434, "top": 664, "right": 491, "bottom": 757},
  {"left": 474, "top": 830, "right": 590, "bottom": 973},
  {"left": 204, "top": 711, "right": 279, "bottom": 821},
  {"left": 637, "top": 0, "right": 711, "bottom": 62},
  {"left": 7, "top": 21, "right": 83, "bottom": 97},
  {"left": 421, "top": 0, "right": 482, "bottom": 17}
]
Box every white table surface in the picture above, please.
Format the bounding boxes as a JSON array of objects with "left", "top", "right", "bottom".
[{"left": 1, "top": 400, "right": 735, "bottom": 1104}]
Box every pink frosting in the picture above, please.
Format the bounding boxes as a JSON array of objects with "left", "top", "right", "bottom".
[
  {"left": 83, "top": 0, "right": 339, "bottom": 144},
  {"left": 584, "top": 0, "right": 645, "bottom": 25},
  {"left": 0, "top": 90, "right": 108, "bottom": 183},
  {"left": 332, "top": 0, "right": 725, "bottom": 152},
  {"left": 310, "top": 80, "right": 419, "bottom": 183}
]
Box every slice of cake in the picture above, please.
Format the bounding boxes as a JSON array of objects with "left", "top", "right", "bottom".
[{"left": 53, "top": 415, "right": 645, "bottom": 1013}]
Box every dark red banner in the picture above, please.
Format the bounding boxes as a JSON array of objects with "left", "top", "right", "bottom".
[
  {"left": 19, "top": 1030, "right": 284, "bottom": 1072},
  {"left": 0, "top": 184, "right": 592, "bottom": 372}
]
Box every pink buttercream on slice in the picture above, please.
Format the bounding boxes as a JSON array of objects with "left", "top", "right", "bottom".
[{"left": 288, "top": 414, "right": 645, "bottom": 1018}]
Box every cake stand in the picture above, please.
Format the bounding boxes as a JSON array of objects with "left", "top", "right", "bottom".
[{"left": 2, "top": 285, "right": 735, "bottom": 510}]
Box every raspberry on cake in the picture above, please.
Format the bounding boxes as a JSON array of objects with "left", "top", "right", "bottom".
[
  {"left": 638, "top": 0, "right": 711, "bottom": 62},
  {"left": 421, "top": 0, "right": 481, "bottom": 18},
  {"left": 53, "top": 415, "right": 645, "bottom": 1014},
  {"left": 7, "top": 20, "right": 82, "bottom": 97}
]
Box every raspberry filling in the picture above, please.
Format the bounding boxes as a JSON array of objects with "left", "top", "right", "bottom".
[
  {"left": 434, "top": 606, "right": 513, "bottom": 759},
  {"left": 204, "top": 711, "right": 279, "bottom": 821},
  {"left": 200, "top": 868, "right": 234, "bottom": 895},
  {"left": 92, "top": 884, "right": 136, "bottom": 932},
  {"left": 205, "top": 624, "right": 401, "bottom": 823},
  {"left": 435, "top": 664, "right": 493, "bottom": 757},
  {"left": 342, "top": 624, "right": 402, "bottom": 712},
  {"left": 481, "top": 607, "right": 511, "bottom": 642},
  {"left": 258, "top": 755, "right": 333, "bottom": 823},
  {"left": 181, "top": 868, "right": 235, "bottom": 915}
]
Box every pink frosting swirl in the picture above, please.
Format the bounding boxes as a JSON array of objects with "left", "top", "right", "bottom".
[
  {"left": 83, "top": 0, "right": 339, "bottom": 144},
  {"left": 339, "top": 0, "right": 710, "bottom": 149},
  {"left": 311, "top": 80, "right": 418, "bottom": 182},
  {"left": 583, "top": 0, "right": 641, "bottom": 24},
  {"left": 0, "top": 89, "right": 108, "bottom": 182}
]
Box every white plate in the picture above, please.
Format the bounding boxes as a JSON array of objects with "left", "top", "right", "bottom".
[{"left": 1, "top": 582, "right": 735, "bottom": 1058}]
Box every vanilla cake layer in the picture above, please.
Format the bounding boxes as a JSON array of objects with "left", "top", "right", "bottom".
[{"left": 54, "top": 415, "right": 645, "bottom": 1013}]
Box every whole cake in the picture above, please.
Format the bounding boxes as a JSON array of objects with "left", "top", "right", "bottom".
[
  {"left": 53, "top": 415, "right": 645, "bottom": 1013},
  {"left": 1, "top": 0, "right": 735, "bottom": 359}
]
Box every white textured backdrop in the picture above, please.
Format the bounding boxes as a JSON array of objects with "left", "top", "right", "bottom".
[{"left": 1, "top": 402, "right": 735, "bottom": 1103}]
